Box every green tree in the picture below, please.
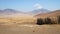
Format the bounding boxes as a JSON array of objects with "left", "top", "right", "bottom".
[
  {"left": 37, "top": 18, "right": 44, "bottom": 25},
  {"left": 45, "top": 18, "right": 52, "bottom": 24},
  {"left": 58, "top": 16, "right": 60, "bottom": 23}
]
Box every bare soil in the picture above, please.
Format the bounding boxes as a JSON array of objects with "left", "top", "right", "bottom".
[{"left": 0, "top": 24, "right": 60, "bottom": 34}]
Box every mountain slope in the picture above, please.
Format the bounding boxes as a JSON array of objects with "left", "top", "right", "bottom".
[
  {"left": 35, "top": 10, "right": 60, "bottom": 18},
  {"left": 28, "top": 9, "right": 49, "bottom": 15},
  {"left": 0, "top": 9, "right": 34, "bottom": 18}
]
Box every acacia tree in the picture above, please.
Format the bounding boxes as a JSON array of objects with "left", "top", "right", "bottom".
[
  {"left": 58, "top": 16, "right": 60, "bottom": 23},
  {"left": 45, "top": 18, "right": 52, "bottom": 24},
  {"left": 37, "top": 18, "right": 44, "bottom": 25}
]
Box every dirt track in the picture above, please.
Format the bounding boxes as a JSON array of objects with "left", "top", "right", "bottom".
[{"left": 0, "top": 24, "right": 60, "bottom": 34}]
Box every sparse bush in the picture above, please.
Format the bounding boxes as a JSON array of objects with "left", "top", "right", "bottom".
[
  {"left": 37, "top": 18, "right": 44, "bottom": 25},
  {"left": 36, "top": 17, "right": 59, "bottom": 25},
  {"left": 45, "top": 18, "right": 52, "bottom": 24},
  {"left": 58, "top": 16, "right": 60, "bottom": 24}
]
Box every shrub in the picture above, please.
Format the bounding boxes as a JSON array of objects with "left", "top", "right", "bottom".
[
  {"left": 57, "top": 16, "right": 60, "bottom": 23},
  {"left": 37, "top": 18, "right": 44, "bottom": 25},
  {"left": 45, "top": 18, "right": 52, "bottom": 24}
]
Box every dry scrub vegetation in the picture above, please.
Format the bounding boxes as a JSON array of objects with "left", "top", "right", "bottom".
[
  {"left": 0, "top": 16, "right": 60, "bottom": 34},
  {"left": 0, "top": 17, "right": 37, "bottom": 25}
]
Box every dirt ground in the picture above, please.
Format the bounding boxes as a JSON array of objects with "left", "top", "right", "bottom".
[{"left": 0, "top": 24, "right": 60, "bottom": 34}]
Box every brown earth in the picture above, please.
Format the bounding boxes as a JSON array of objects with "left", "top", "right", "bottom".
[
  {"left": 35, "top": 10, "right": 60, "bottom": 18},
  {"left": 0, "top": 24, "right": 60, "bottom": 34}
]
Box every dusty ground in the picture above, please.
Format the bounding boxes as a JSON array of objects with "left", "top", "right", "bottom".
[{"left": 0, "top": 24, "right": 60, "bottom": 34}]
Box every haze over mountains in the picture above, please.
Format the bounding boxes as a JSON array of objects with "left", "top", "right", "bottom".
[
  {"left": 35, "top": 10, "right": 60, "bottom": 18},
  {"left": 0, "top": 8, "right": 49, "bottom": 15},
  {"left": 0, "top": 9, "right": 33, "bottom": 17},
  {"left": 0, "top": 9, "right": 23, "bottom": 14},
  {"left": 0, "top": 8, "right": 60, "bottom": 18},
  {"left": 28, "top": 9, "right": 49, "bottom": 15}
]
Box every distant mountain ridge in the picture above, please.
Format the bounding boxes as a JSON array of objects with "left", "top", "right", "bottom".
[
  {"left": 27, "top": 9, "right": 49, "bottom": 15},
  {"left": 35, "top": 10, "right": 60, "bottom": 18},
  {"left": 0, "top": 8, "right": 60, "bottom": 18},
  {"left": 0, "top": 8, "right": 50, "bottom": 15},
  {"left": 0, "top": 9, "right": 33, "bottom": 17}
]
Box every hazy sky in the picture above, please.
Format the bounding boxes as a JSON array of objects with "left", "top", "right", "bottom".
[{"left": 0, "top": 0, "right": 60, "bottom": 11}]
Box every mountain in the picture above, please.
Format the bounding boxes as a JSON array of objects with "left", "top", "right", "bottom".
[
  {"left": 1, "top": 8, "right": 60, "bottom": 18},
  {"left": 28, "top": 9, "right": 49, "bottom": 15},
  {"left": 0, "top": 9, "right": 33, "bottom": 17},
  {"left": 0, "top": 8, "right": 50, "bottom": 15},
  {"left": 35, "top": 10, "right": 60, "bottom": 18},
  {"left": 0, "top": 9, "right": 22, "bottom": 17},
  {"left": 0, "top": 9, "right": 19, "bottom": 15}
]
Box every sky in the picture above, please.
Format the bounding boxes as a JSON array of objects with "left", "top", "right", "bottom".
[{"left": 0, "top": 0, "right": 60, "bottom": 12}]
